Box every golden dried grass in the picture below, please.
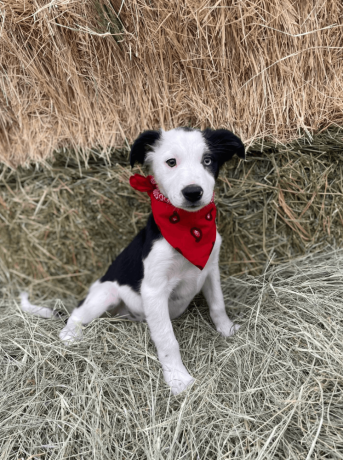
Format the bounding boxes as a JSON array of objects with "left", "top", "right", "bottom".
[{"left": 1, "top": 0, "right": 343, "bottom": 167}]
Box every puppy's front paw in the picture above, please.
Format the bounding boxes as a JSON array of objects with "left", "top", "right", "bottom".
[
  {"left": 217, "top": 320, "right": 240, "bottom": 338},
  {"left": 163, "top": 366, "right": 195, "bottom": 395},
  {"left": 59, "top": 322, "right": 83, "bottom": 345}
]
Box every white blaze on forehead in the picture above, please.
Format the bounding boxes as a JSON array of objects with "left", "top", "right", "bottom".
[{"left": 159, "top": 128, "right": 207, "bottom": 161}]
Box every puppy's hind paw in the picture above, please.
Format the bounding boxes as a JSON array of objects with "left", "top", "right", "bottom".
[{"left": 59, "top": 322, "right": 83, "bottom": 345}]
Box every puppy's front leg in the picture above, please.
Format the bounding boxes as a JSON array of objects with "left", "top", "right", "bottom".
[
  {"left": 141, "top": 281, "right": 194, "bottom": 395},
  {"left": 202, "top": 263, "right": 240, "bottom": 337}
]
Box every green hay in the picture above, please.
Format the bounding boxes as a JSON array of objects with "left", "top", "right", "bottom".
[
  {"left": 1, "top": 128, "right": 343, "bottom": 300},
  {"left": 1, "top": 248, "right": 343, "bottom": 458}
]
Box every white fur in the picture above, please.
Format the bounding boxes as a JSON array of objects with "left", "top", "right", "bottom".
[
  {"left": 20, "top": 292, "right": 57, "bottom": 319},
  {"left": 146, "top": 128, "right": 215, "bottom": 211},
  {"left": 20, "top": 127, "right": 240, "bottom": 396}
]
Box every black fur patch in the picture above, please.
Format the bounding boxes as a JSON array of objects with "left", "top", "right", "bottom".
[
  {"left": 129, "top": 130, "right": 161, "bottom": 167},
  {"left": 201, "top": 152, "right": 220, "bottom": 179},
  {"left": 99, "top": 214, "right": 162, "bottom": 293},
  {"left": 202, "top": 128, "right": 245, "bottom": 178}
]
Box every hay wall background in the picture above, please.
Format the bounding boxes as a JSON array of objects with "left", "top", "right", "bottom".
[
  {"left": 1, "top": 128, "right": 342, "bottom": 301},
  {"left": 1, "top": 0, "right": 343, "bottom": 167}
]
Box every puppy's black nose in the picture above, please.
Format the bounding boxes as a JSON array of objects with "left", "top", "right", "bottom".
[{"left": 182, "top": 185, "right": 203, "bottom": 203}]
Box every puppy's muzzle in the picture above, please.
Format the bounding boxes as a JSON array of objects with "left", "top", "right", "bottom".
[{"left": 182, "top": 185, "right": 203, "bottom": 203}]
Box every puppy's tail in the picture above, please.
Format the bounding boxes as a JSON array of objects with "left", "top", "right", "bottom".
[{"left": 20, "top": 292, "right": 58, "bottom": 319}]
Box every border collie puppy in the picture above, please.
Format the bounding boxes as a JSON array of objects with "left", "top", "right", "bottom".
[{"left": 21, "top": 127, "right": 245, "bottom": 395}]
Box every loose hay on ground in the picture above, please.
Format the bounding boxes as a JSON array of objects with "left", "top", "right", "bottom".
[{"left": 1, "top": 249, "right": 343, "bottom": 458}]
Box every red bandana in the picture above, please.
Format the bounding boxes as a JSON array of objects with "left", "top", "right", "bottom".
[{"left": 129, "top": 174, "right": 217, "bottom": 270}]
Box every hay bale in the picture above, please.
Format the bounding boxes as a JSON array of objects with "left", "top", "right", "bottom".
[
  {"left": 1, "top": 0, "right": 343, "bottom": 166},
  {"left": 1, "top": 248, "right": 343, "bottom": 458},
  {"left": 0, "top": 128, "right": 342, "bottom": 300}
]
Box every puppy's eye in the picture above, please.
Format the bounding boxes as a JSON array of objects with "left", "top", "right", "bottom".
[
  {"left": 204, "top": 158, "right": 212, "bottom": 166},
  {"left": 166, "top": 158, "right": 177, "bottom": 167}
]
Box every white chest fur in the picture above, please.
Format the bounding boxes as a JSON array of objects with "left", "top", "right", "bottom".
[{"left": 140, "top": 231, "right": 222, "bottom": 319}]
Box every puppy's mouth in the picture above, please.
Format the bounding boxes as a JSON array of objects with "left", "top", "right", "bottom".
[
  {"left": 179, "top": 200, "right": 207, "bottom": 212},
  {"left": 167, "top": 191, "right": 213, "bottom": 211},
  {"left": 167, "top": 195, "right": 205, "bottom": 211}
]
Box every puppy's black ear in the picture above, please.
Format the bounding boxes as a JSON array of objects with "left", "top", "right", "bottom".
[
  {"left": 202, "top": 128, "right": 245, "bottom": 167},
  {"left": 129, "top": 129, "right": 161, "bottom": 167}
]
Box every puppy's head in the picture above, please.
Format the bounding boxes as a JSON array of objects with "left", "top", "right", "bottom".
[{"left": 130, "top": 127, "right": 245, "bottom": 211}]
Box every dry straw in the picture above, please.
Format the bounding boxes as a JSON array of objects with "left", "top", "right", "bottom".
[
  {"left": 1, "top": 248, "right": 343, "bottom": 458},
  {"left": 1, "top": 0, "right": 343, "bottom": 167}
]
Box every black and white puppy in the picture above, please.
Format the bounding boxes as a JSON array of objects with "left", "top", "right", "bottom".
[{"left": 21, "top": 127, "right": 245, "bottom": 395}]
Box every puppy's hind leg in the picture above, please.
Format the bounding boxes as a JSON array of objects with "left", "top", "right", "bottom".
[{"left": 60, "top": 280, "right": 120, "bottom": 345}]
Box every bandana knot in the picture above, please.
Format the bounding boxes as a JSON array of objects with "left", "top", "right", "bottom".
[{"left": 129, "top": 174, "right": 217, "bottom": 270}]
